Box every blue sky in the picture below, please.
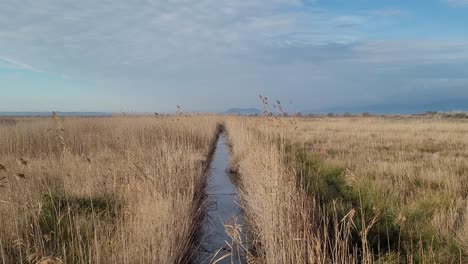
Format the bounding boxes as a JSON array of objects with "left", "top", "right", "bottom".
[{"left": 1, "top": 0, "right": 468, "bottom": 113}]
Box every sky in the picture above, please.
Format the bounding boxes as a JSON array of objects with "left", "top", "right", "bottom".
[{"left": 1, "top": 0, "right": 468, "bottom": 113}]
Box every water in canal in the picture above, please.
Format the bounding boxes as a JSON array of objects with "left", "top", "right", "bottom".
[{"left": 199, "top": 133, "right": 245, "bottom": 264}]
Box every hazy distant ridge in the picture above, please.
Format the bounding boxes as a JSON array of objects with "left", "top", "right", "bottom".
[
  {"left": 223, "top": 108, "right": 261, "bottom": 115},
  {"left": 0, "top": 112, "right": 112, "bottom": 117}
]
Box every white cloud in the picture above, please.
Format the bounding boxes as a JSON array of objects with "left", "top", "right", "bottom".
[
  {"left": 0, "top": 0, "right": 364, "bottom": 77},
  {"left": 351, "top": 41, "right": 468, "bottom": 64},
  {"left": 1, "top": 1, "right": 468, "bottom": 112}
]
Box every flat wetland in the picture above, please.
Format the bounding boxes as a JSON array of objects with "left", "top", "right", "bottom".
[{"left": 0, "top": 115, "right": 466, "bottom": 263}]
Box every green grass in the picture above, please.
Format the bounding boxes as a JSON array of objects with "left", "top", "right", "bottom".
[
  {"left": 284, "top": 142, "right": 463, "bottom": 263},
  {"left": 29, "top": 178, "right": 121, "bottom": 263}
]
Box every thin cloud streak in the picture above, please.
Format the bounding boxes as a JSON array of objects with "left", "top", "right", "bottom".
[{"left": 0, "top": 56, "right": 44, "bottom": 73}]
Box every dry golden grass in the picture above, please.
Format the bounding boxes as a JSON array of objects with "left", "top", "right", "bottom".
[
  {"left": 292, "top": 117, "right": 468, "bottom": 262},
  {"left": 225, "top": 117, "right": 358, "bottom": 264},
  {"left": 2, "top": 115, "right": 466, "bottom": 263},
  {"left": 225, "top": 116, "right": 467, "bottom": 263},
  {"left": 0, "top": 116, "right": 219, "bottom": 263}
]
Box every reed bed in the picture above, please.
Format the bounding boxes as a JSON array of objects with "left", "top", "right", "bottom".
[
  {"left": 0, "top": 116, "right": 218, "bottom": 264},
  {"left": 2, "top": 115, "right": 466, "bottom": 263},
  {"left": 292, "top": 117, "right": 468, "bottom": 263},
  {"left": 225, "top": 116, "right": 467, "bottom": 263},
  {"left": 225, "top": 118, "right": 359, "bottom": 263}
]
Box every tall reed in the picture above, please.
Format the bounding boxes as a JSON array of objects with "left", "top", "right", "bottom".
[{"left": 0, "top": 116, "right": 219, "bottom": 263}]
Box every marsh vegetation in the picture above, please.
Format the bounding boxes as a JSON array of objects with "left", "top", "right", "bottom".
[
  {"left": 0, "top": 116, "right": 218, "bottom": 263},
  {"left": 0, "top": 115, "right": 466, "bottom": 263},
  {"left": 227, "top": 116, "right": 467, "bottom": 263}
]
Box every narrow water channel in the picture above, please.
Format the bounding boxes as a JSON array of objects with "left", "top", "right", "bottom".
[{"left": 199, "top": 132, "right": 245, "bottom": 264}]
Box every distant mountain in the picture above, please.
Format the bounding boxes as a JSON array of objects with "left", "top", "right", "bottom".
[
  {"left": 223, "top": 108, "right": 261, "bottom": 115},
  {"left": 0, "top": 112, "right": 112, "bottom": 117}
]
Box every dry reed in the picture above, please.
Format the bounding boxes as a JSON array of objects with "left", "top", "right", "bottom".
[
  {"left": 0, "top": 115, "right": 219, "bottom": 263},
  {"left": 225, "top": 116, "right": 467, "bottom": 263}
]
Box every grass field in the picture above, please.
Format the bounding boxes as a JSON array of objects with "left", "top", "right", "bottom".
[
  {"left": 0, "top": 115, "right": 466, "bottom": 263},
  {"left": 292, "top": 117, "right": 468, "bottom": 262},
  {"left": 226, "top": 116, "right": 467, "bottom": 263},
  {"left": 0, "top": 116, "right": 218, "bottom": 263}
]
